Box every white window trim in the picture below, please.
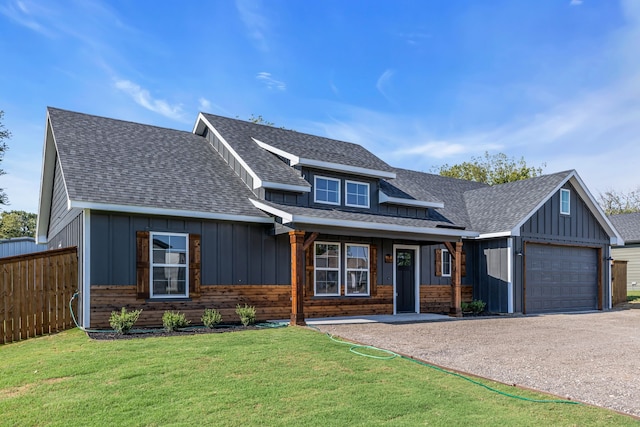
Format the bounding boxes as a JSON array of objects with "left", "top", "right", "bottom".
[
  {"left": 344, "top": 180, "right": 370, "bottom": 208},
  {"left": 560, "top": 188, "right": 571, "bottom": 215},
  {"left": 314, "top": 241, "right": 341, "bottom": 296},
  {"left": 345, "top": 243, "right": 370, "bottom": 296},
  {"left": 150, "top": 231, "right": 189, "bottom": 299},
  {"left": 442, "top": 248, "right": 452, "bottom": 277},
  {"left": 314, "top": 176, "right": 341, "bottom": 206}
]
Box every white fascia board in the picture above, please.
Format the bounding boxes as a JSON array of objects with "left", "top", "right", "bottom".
[
  {"left": 249, "top": 199, "right": 294, "bottom": 223},
  {"left": 195, "top": 114, "right": 264, "bottom": 190},
  {"left": 379, "top": 191, "right": 444, "bottom": 209},
  {"left": 476, "top": 231, "right": 514, "bottom": 239},
  {"left": 252, "top": 138, "right": 300, "bottom": 164},
  {"left": 298, "top": 157, "right": 397, "bottom": 179},
  {"left": 68, "top": 200, "right": 274, "bottom": 224},
  {"left": 568, "top": 173, "right": 624, "bottom": 243},
  {"left": 292, "top": 215, "right": 479, "bottom": 238},
  {"left": 261, "top": 181, "right": 311, "bottom": 193}
]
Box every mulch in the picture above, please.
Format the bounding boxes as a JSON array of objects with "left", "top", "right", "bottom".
[{"left": 87, "top": 324, "right": 260, "bottom": 340}]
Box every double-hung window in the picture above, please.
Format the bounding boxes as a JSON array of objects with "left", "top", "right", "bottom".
[
  {"left": 314, "top": 242, "right": 340, "bottom": 296},
  {"left": 441, "top": 249, "right": 452, "bottom": 277},
  {"left": 345, "top": 244, "right": 369, "bottom": 295},
  {"left": 150, "top": 232, "right": 188, "bottom": 298},
  {"left": 560, "top": 189, "right": 570, "bottom": 215},
  {"left": 345, "top": 180, "right": 369, "bottom": 208},
  {"left": 314, "top": 176, "right": 340, "bottom": 205}
]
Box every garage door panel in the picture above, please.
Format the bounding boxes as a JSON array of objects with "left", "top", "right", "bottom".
[{"left": 525, "top": 244, "right": 598, "bottom": 314}]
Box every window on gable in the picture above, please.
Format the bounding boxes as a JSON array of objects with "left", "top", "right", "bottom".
[
  {"left": 560, "top": 189, "right": 570, "bottom": 215},
  {"left": 314, "top": 176, "right": 340, "bottom": 205},
  {"left": 345, "top": 244, "right": 369, "bottom": 295},
  {"left": 150, "top": 232, "right": 189, "bottom": 298},
  {"left": 314, "top": 242, "right": 340, "bottom": 296},
  {"left": 345, "top": 180, "right": 370, "bottom": 208},
  {"left": 441, "top": 249, "right": 452, "bottom": 277}
]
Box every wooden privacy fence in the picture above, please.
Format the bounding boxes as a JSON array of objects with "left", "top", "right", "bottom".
[
  {"left": 612, "top": 260, "right": 628, "bottom": 306},
  {"left": 0, "top": 247, "right": 78, "bottom": 345}
]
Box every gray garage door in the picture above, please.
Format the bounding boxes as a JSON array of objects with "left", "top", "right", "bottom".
[{"left": 525, "top": 244, "right": 598, "bottom": 314}]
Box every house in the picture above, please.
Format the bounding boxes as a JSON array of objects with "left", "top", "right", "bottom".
[
  {"left": 36, "top": 107, "right": 623, "bottom": 327},
  {"left": 609, "top": 212, "right": 640, "bottom": 290},
  {"left": 0, "top": 237, "right": 47, "bottom": 258}
]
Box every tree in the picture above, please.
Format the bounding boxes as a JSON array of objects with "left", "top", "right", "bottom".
[
  {"left": 431, "top": 152, "right": 546, "bottom": 185},
  {"left": 0, "top": 210, "right": 37, "bottom": 238},
  {"left": 597, "top": 189, "right": 640, "bottom": 215},
  {"left": 0, "top": 110, "right": 10, "bottom": 205}
]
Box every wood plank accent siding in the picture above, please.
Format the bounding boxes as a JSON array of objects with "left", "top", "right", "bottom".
[
  {"left": 421, "top": 285, "right": 472, "bottom": 313},
  {"left": 91, "top": 285, "right": 292, "bottom": 327},
  {"left": 612, "top": 260, "right": 627, "bottom": 306},
  {"left": 0, "top": 248, "right": 78, "bottom": 345}
]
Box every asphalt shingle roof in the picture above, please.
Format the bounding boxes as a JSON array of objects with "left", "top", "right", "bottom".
[
  {"left": 609, "top": 213, "right": 640, "bottom": 243},
  {"left": 463, "top": 171, "right": 573, "bottom": 233},
  {"left": 254, "top": 199, "right": 458, "bottom": 230},
  {"left": 48, "top": 107, "right": 268, "bottom": 219},
  {"left": 202, "top": 113, "right": 394, "bottom": 179},
  {"left": 201, "top": 113, "right": 310, "bottom": 189},
  {"left": 384, "top": 168, "right": 489, "bottom": 228}
]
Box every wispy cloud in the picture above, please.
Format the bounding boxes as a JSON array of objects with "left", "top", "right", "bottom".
[
  {"left": 0, "top": 0, "right": 56, "bottom": 37},
  {"left": 114, "top": 79, "right": 187, "bottom": 122},
  {"left": 236, "top": 0, "right": 270, "bottom": 53},
  {"left": 256, "top": 72, "right": 286, "bottom": 90},
  {"left": 198, "top": 97, "right": 211, "bottom": 111},
  {"left": 396, "top": 31, "right": 432, "bottom": 46},
  {"left": 376, "top": 69, "right": 395, "bottom": 103},
  {"left": 570, "top": 0, "right": 583, "bottom": 5}
]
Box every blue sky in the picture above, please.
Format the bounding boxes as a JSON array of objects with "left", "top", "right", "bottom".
[{"left": 1, "top": 0, "right": 639, "bottom": 214}]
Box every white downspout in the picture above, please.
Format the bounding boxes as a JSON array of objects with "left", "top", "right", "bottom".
[
  {"left": 82, "top": 209, "right": 91, "bottom": 328},
  {"left": 607, "top": 246, "right": 612, "bottom": 310},
  {"left": 507, "top": 238, "right": 514, "bottom": 313}
]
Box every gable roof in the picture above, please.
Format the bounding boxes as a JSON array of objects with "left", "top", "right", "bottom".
[
  {"left": 196, "top": 113, "right": 396, "bottom": 182},
  {"left": 37, "top": 108, "right": 271, "bottom": 241},
  {"left": 608, "top": 212, "right": 640, "bottom": 244},
  {"left": 463, "top": 170, "right": 623, "bottom": 243}
]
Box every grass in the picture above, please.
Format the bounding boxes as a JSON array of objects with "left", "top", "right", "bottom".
[
  {"left": 628, "top": 289, "right": 640, "bottom": 302},
  {"left": 0, "top": 328, "right": 637, "bottom": 426}
]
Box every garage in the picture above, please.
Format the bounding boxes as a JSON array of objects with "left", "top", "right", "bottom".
[{"left": 525, "top": 243, "right": 599, "bottom": 314}]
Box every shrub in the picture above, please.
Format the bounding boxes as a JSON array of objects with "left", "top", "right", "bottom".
[
  {"left": 202, "top": 308, "right": 223, "bottom": 329},
  {"left": 109, "top": 307, "right": 142, "bottom": 334},
  {"left": 162, "top": 311, "right": 190, "bottom": 332},
  {"left": 235, "top": 304, "right": 256, "bottom": 327},
  {"left": 461, "top": 300, "right": 486, "bottom": 314}
]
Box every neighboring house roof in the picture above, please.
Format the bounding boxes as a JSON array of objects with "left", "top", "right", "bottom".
[
  {"left": 37, "top": 108, "right": 270, "bottom": 239},
  {"left": 609, "top": 213, "right": 640, "bottom": 244}
]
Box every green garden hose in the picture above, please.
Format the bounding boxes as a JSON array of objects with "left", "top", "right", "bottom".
[{"left": 312, "top": 325, "right": 579, "bottom": 405}]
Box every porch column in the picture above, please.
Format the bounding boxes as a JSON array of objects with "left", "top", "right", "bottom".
[
  {"left": 289, "top": 230, "right": 306, "bottom": 326},
  {"left": 447, "top": 241, "right": 463, "bottom": 317}
]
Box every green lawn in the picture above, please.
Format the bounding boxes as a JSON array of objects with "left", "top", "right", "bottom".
[
  {"left": 628, "top": 289, "right": 640, "bottom": 302},
  {"left": 0, "top": 327, "right": 636, "bottom": 426}
]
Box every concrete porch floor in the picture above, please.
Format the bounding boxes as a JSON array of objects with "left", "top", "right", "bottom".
[{"left": 272, "top": 312, "right": 454, "bottom": 325}]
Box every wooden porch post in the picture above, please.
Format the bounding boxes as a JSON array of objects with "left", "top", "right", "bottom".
[
  {"left": 446, "top": 241, "right": 463, "bottom": 317},
  {"left": 289, "top": 230, "right": 306, "bottom": 326}
]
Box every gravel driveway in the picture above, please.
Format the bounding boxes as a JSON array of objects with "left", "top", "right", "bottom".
[{"left": 315, "top": 306, "right": 640, "bottom": 417}]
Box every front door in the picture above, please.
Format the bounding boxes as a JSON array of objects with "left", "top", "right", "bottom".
[{"left": 396, "top": 249, "right": 416, "bottom": 313}]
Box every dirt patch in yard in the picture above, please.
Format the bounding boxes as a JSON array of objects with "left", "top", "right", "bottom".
[{"left": 315, "top": 308, "right": 640, "bottom": 418}]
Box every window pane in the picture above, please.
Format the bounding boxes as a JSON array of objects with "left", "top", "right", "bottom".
[
  {"left": 346, "top": 245, "right": 368, "bottom": 269},
  {"left": 346, "top": 271, "right": 368, "bottom": 294},
  {"left": 315, "top": 270, "right": 338, "bottom": 294},
  {"left": 346, "top": 182, "right": 368, "bottom": 207},
  {"left": 327, "top": 179, "right": 339, "bottom": 193},
  {"left": 153, "top": 235, "right": 171, "bottom": 250},
  {"left": 316, "top": 243, "right": 339, "bottom": 268},
  {"left": 153, "top": 267, "right": 186, "bottom": 295},
  {"left": 168, "top": 235, "right": 186, "bottom": 251}
]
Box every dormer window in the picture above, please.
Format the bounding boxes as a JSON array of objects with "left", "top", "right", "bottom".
[
  {"left": 314, "top": 176, "right": 340, "bottom": 205},
  {"left": 560, "top": 189, "right": 570, "bottom": 215},
  {"left": 345, "top": 180, "right": 369, "bottom": 208}
]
